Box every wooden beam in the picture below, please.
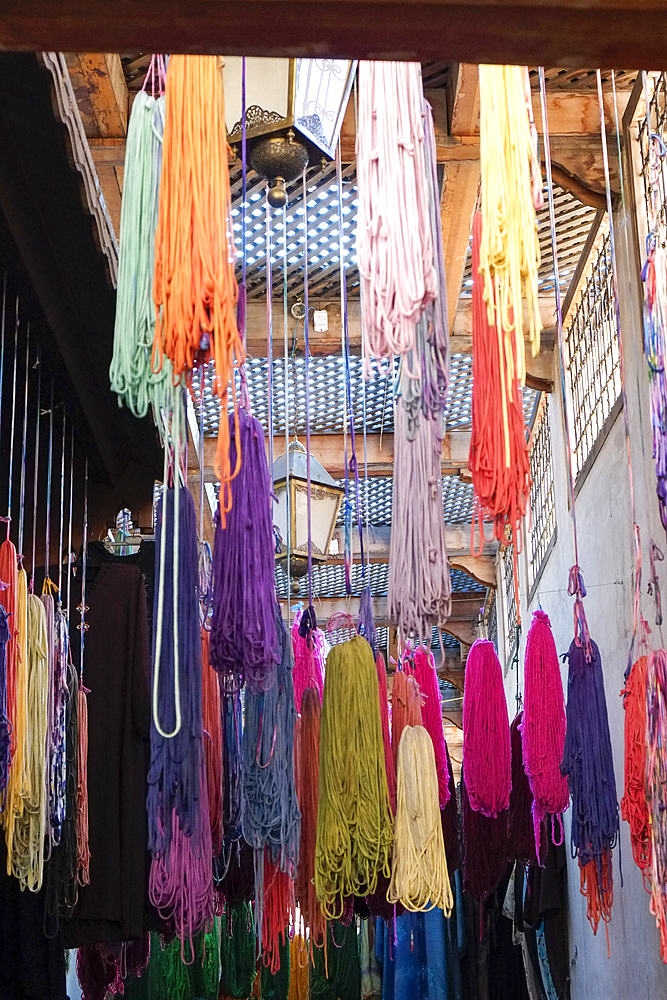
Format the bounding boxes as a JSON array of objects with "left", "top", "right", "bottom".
[
  {"left": 4, "top": 3, "right": 667, "bottom": 69},
  {"left": 68, "top": 52, "right": 127, "bottom": 137},
  {"left": 440, "top": 161, "right": 479, "bottom": 331},
  {"left": 200, "top": 430, "right": 472, "bottom": 477},
  {"left": 448, "top": 63, "right": 480, "bottom": 138}
]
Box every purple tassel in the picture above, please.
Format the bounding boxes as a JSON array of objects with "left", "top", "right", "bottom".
[
  {"left": 561, "top": 637, "right": 619, "bottom": 869},
  {"left": 210, "top": 409, "right": 278, "bottom": 692}
]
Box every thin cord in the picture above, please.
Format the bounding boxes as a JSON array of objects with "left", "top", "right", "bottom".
[
  {"left": 58, "top": 412, "right": 66, "bottom": 603},
  {"left": 283, "top": 204, "right": 291, "bottom": 622},
  {"left": 79, "top": 457, "right": 88, "bottom": 685},
  {"left": 0, "top": 274, "right": 7, "bottom": 458},
  {"left": 66, "top": 433, "right": 73, "bottom": 623},
  {"left": 44, "top": 382, "right": 54, "bottom": 585},
  {"left": 7, "top": 297, "right": 19, "bottom": 532},
  {"left": 302, "top": 170, "right": 313, "bottom": 605},
  {"left": 266, "top": 198, "right": 275, "bottom": 483},
  {"left": 30, "top": 356, "right": 41, "bottom": 587},
  {"left": 17, "top": 325, "right": 30, "bottom": 559}
]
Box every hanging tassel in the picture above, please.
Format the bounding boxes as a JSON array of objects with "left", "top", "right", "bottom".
[
  {"left": 621, "top": 652, "right": 651, "bottom": 885},
  {"left": 462, "top": 638, "right": 511, "bottom": 818},
  {"left": 242, "top": 607, "right": 300, "bottom": 874},
  {"left": 522, "top": 609, "right": 569, "bottom": 851},
  {"left": 315, "top": 635, "right": 394, "bottom": 918},
  {"left": 561, "top": 636, "right": 619, "bottom": 934},
  {"left": 201, "top": 627, "right": 223, "bottom": 858},
  {"left": 210, "top": 409, "right": 278, "bottom": 692},
  {"left": 291, "top": 608, "right": 326, "bottom": 711},
  {"left": 295, "top": 687, "right": 325, "bottom": 953},
  {"left": 388, "top": 725, "right": 452, "bottom": 914},
  {"left": 413, "top": 646, "right": 450, "bottom": 808},
  {"left": 152, "top": 54, "right": 242, "bottom": 498}
]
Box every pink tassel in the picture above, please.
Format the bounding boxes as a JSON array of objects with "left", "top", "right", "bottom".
[
  {"left": 291, "top": 611, "right": 326, "bottom": 711},
  {"left": 375, "top": 651, "right": 396, "bottom": 812},
  {"left": 414, "top": 646, "right": 450, "bottom": 807},
  {"left": 522, "top": 609, "right": 569, "bottom": 850},
  {"left": 462, "top": 639, "right": 511, "bottom": 817}
]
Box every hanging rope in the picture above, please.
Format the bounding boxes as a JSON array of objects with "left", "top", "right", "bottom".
[
  {"left": 110, "top": 75, "right": 171, "bottom": 418},
  {"left": 561, "top": 636, "right": 619, "bottom": 934},
  {"left": 291, "top": 609, "right": 326, "bottom": 712},
  {"left": 242, "top": 608, "right": 300, "bottom": 875},
  {"left": 388, "top": 725, "right": 452, "bottom": 914},
  {"left": 258, "top": 852, "right": 293, "bottom": 975},
  {"left": 388, "top": 403, "right": 452, "bottom": 639},
  {"left": 295, "top": 686, "right": 326, "bottom": 954},
  {"left": 646, "top": 648, "right": 667, "bottom": 960},
  {"left": 478, "top": 63, "right": 542, "bottom": 382},
  {"left": 315, "top": 635, "right": 394, "bottom": 918},
  {"left": 210, "top": 408, "right": 278, "bottom": 693},
  {"left": 356, "top": 61, "right": 436, "bottom": 362},
  {"left": 462, "top": 638, "right": 511, "bottom": 818},
  {"left": 522, "top": 608, "right": 569, "bottom": 851},
  {"left": 152, "top": 54, "right": 242, "bottom": 497},
  {"left": 413, "top": 646, "right": 450, "bottom": 808},
  {"left": 620, "top": 651, "right": 651, "bottom": 885}
]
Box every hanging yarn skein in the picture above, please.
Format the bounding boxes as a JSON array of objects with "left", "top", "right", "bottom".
[
  {"left": 356, "top": 61, "right": 436, "bottom": 362},
  {"left": 461, "top": 768, "right": 508, "bottom": 902},
  {"left": 388, "top": 725, "right": 452, "bottom": 914},
  {"left": 219, "top": 902, "right": 257, "bottom": 1000},
  {"left": 152, "top": 54, "right": 243, "bottom": 496},
  {"left": 413, "top": 646, "right": 450, "bottom": 808},
  {"left": 646, "top": 649, "right": 667, "bottom": 960},
  {"left": 621, "top": 652, "right": 650, "bottom": 884},
  {"left": 522, "top": 608, "right": 569, "bottom": 849},
  {"left": 242, "top": 606, "right": 300, "bottom": 874},
  {"left": 210, "top": 408, "right": 278, "bottom": 692},
  {"left": 315, "top": 635, "right": 394, "bottom": 918},
  {"left": 0, "top": 606, "right": 9, "bottom": 802},
  {"left": 110, "top": 75, "right": 172, "bottom": 419},
  {"left": 201, "top": 627, "right": 223, "bottom": 858},
  {"left": 388, "top": 404, "right": 452, "bottom": 639},
  {"left": 507, "top": 711, "right": 539, "bottom": 865},
  {"left": 462, "top": 639, "right": 511, "bottom": 818},
  {"left": 291, "top": 609, "right": 326, "bottom": 711},
  {"left": 561, "top": 637, "right": 619, "bottom": 934},
  {"left": 469, "top": 211, "right": 531, "bottom": 569},
  {"left": 295, "top": 686, "right": 325, "bottom": 952},
  {"left": 478, "top": 63, "right": 542, "bottom": 381},
  {"left": 391, "top": 665, "right": 422, "bottom": 777}
]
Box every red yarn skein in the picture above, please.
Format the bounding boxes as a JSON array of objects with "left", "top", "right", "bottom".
[{"left": 462, "top": 638, "right": 511, "bottom": 818}]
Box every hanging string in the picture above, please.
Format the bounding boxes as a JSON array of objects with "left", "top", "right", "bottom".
[
  {"left": 315, "top": 635, "right": 394, "bottom": 918},
  {"left": 266, "top": 197, "right": 275, "bottom": 481},
  {"left": 291, "top": 608, "right": 326, "bottom": 711},
  {"left": 76, "top": 457, "right": 91, "bottom": 885},
  {"left": 242, "top": 608, "right": 300, "bottom": 874},
  {"left": 152, "top": 54, "right": 243, "bottom": 500},
  {"left": 462, "top": 638, "right": 511, "bottom": 818},
  {"left": 66, "top": 432, "right": 74, "bottom": 622},
  {"left": 7, "top": 295, "right": 19, "bottom": 535},
  {"left": 295, "top": 686, "right": 326, "bottom": 954},
  {"left": 413, "top": 646, "right": 450, "bottom": 808},
  {"left": 388, "top": 725, "right": 452, "bottom": 914},
  {"left": 17, "top": 326, "right": 30, "bottom": 560},
  {"left": 522, "top": 608, "right": 569, "bottom": 852},
  {"left": 44, "top": 381, "right": 55, "bottom": 588},
  {"left": 209, "top": 408, "right": 279, "bottom": 692},
  {"left": 301, "top": 168, "right": 314, "bottom": 605},
  {"left": 30, "top": 355, "right": 41, "bottom": 589},
  {"left": 646, "top": 648, "right": 667, "bottom": 960},
  {"left": 282, "top": 201, "right": 292, "bottom": 618},
  {"left": 109, "top": 72, "right": 170, "bottom": 418},
  {"left": 620, "top": 650, "right": 651, "bottom": 885},
  {"left": 356, "top": 61, "right": 436, "bottom": 362},
  {"left": 478, "top": 64, "right": 542, "bottom": 383},
  {"left": 561, "top": 636, "right": 619, "bottom": 933}
]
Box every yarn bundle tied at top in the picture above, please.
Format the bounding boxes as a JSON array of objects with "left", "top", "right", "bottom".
[
  {"left": 291, "top": 608, "right": 326, "bottom": 711},
  {"left": 388, "top": 725, "right": 452, "bottom": 914},
  {"left": 621, "top": 652, "right": 650, "bottom": 885},
  {"left": 462, "top": 638, "right": 511, "bottom": 818},
  {"left": 522, "top": 609, "right": 569, "bottom": 851},
  {"left": 356, "top": 60, "right": 436, "bottom": 362},
  {"left": 295, "top": 686, "right": 325, "bottom": 952},
  {"left": 315, "top": 635, "right": 394, "bottom": 918},
  {"left": 561, "top": 637, "right": 619, "bottom": 934},
  {"left": 391, "top": 665, "right": 422, "bottom": 776},
  {"left": 210, "top": 408, "right": 278, "bottom": 692},
  {"left": 646, "top": 649, "right": 667, "bottom": 960},
  {"left": 219, "top": 901, "right": 256, "bottom": 1000}
]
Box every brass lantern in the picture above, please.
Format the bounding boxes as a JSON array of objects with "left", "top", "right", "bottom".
[
  {"left": 272, "top": 441, "right": 344, "bottom": 588},
  {"left": 223, "top": 57, "right": 356, "bottom": 207}
]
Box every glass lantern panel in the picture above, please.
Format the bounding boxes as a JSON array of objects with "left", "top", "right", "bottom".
[
  {"left": 273, "top": 484, "right": 288, "bottom": 553},
  {"left": 223, "top": 57, "right": 291, "bottom": 136},
  {"left": 294, "top": 59, "right": 355, "bottom": 157},
  {"left": 310, "top": 490, "right": 340, "bottom": 556}
]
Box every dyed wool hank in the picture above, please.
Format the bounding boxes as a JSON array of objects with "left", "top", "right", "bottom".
[
  {"left": 413, "top": 646, "right": 450, "bottom": 807},
  {"left": 210, "top": 409, "right": 278, "bottom": 692},
  {"left": 295, "top": 686, "right": 326, "bottom": 952},
  {"left": 462, "top": 638, "right": 511, "bottom": 818},
  {"left": 621, "top": 653, "right": 650, "bottom": 884},
  {"left": 0, "top": 606, "right": 10, "bottom": 802},
  {"left": 315, "top": 635, "right": 394, "bottom": 918},
  {"left": 291, "top": 609, "right": 326, "bottom": 711},
  {"left": 219, "top": 902, "right": 256, "bottom": 1000},
  {"left": 508, "top": 711, "right": 539, "bottom": 865},
  {"left": 201, "top": 626, "right": 223, "bottom": 858},
  {"left": 389, "top": 725, "right": 452, "bottom": 913},
  {"left": 522, "top": 609, "right": 569, "bottom": 850},
  {"left": 646, "top": 649, "right": 667, "bottom": 960},
  {"left": 391, "top": 666, "right": 422, "bottom": 777},
  {"left": 461, "top": 769, "right": 508, "bottom": 902}
]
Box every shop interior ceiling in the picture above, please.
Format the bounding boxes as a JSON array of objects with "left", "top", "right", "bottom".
[{"left": 0, "top": 40, "right": 642, "bottom": 754}]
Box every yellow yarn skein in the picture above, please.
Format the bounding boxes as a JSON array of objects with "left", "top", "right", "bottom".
[
  {"left": 315, "top": 635, "right": 394, "bottom": 919},
  {"left": 388, "top": 725, "right": 453, "bottom": 914}
]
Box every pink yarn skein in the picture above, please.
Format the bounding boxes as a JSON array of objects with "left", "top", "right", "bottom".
[
  {"left": 522, "top": 609, "right": 569, "bottom": 848},
  {"left": 291, "top": 611, "right": 326, "bottom": 711},
  {"left": 462, "top": 639, "right": 511, "bottom": 818},
  {"left": 414, "top": 646, "right": 451, "bottom": 807}
]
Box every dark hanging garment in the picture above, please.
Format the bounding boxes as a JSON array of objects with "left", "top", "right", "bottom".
[
  {"left": 0, "top": 838, "right": 67, "bottom": 1000},
  {"left": 63, "top": 560, "right": 156, "bottom": 947}
]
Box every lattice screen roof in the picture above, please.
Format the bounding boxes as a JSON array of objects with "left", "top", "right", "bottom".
[
  {"left": 277, "top": 563, "right": 482, "bottom": 606},
  {"left": 336, "top": 474, "right": 481, "bottom": 528}
]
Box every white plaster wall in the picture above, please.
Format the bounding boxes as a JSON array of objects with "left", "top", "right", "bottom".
[{"left": 500, "top": 201, "right": 667, "bottom": 998}]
